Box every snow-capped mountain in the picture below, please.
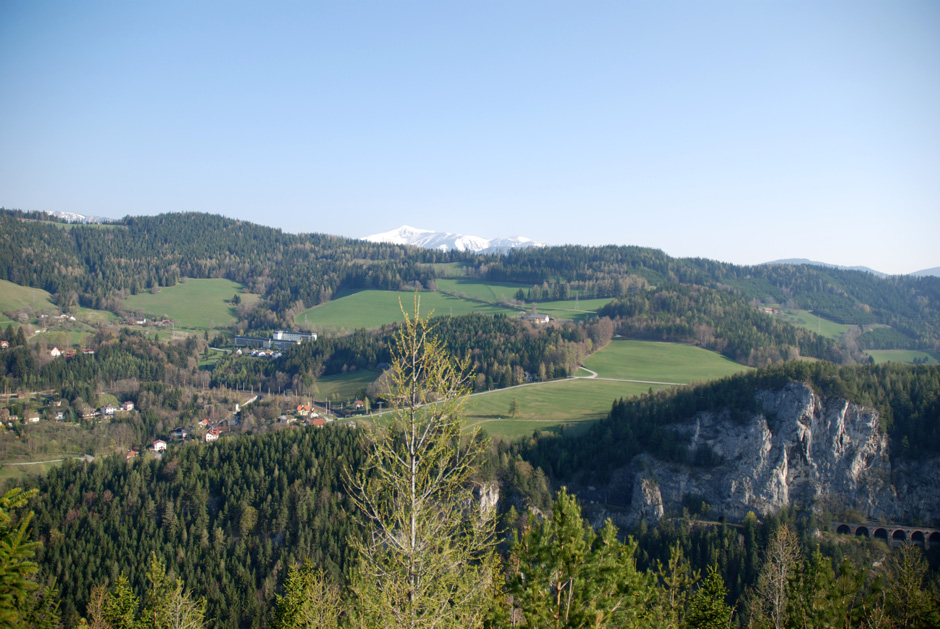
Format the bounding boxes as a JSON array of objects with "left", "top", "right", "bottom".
[
  {"left": 45, "top": 210, "right": 113, "bottom": 224},
  {"left": 363, "top": 225, "right": 546, "bottom": 254}
]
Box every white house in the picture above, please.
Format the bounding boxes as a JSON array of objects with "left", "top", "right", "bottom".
[{"left": 152, "top": 440, "right": 167, "bottom": 452}]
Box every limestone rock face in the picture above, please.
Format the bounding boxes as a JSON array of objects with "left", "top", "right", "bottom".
[
  {"left": 477, "top": 481, "right": 500, "bottom": 517},
  {"left": 606, "top": 382, "right": 938, "bottom": 527}
]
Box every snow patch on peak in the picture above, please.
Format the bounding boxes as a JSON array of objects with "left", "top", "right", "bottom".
[{"left": 363, "top": 225, "right": 546, "bottom": 254}]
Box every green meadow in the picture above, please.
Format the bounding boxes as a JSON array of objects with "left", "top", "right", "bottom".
[
  {"left": 75, "top": 306, "right": 119, "bottom": 325},
  {"left": 0, "top": 279, "right": 58, "bottom": 319},
  {"left": 775, "top": 308, "right": 851, "bottom": 341},
  {"left": 534, "top": 298, "right": 614, "bottom": 321},
  {"left": 297, "top": 290, "right": 517, "bottom": 331},
  {"left": 0, "top": 460, "right": 62, "bottom": 483},
  {"left": 866, "top": 349, "right": 940, "bottom": 365},
  {"left": 462, "top": 378, "right": 671, "bottom": 439},
  {"left": 458, "top": 339, "right": 747, "bottom": 439},
  {"left": 435, "top": 278, "right": 527, "bottom": 302},
  {"left": 316, "top": 369, "right": 382, "bottom": 401},
  {"left": 123, "top": 278, "right": 249, "bottom": 329},
  {"left": 420, "top": 262, "right": 471, "bottom": 278},
  {"left": 584, "top": 339, "right": 748, "bottom": 384}
]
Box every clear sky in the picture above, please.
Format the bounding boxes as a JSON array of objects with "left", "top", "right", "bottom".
[{"left": 1, "top": 1, "right": 938, "bottom": 275}]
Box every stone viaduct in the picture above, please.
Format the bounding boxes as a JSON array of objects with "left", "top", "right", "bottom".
[{"left": 833, "top": 522, "right": 940, "bottom": 547}]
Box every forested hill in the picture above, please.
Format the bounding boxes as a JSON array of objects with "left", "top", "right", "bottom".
[
  {"left": 481, "top": 246, "right": 940, "bottom": 347},
  {"left": 0, "top": 210, "right": 446, "bottom": 312},
  {"left": 2, "top": 209, "right": 939, "bottom": 348}
]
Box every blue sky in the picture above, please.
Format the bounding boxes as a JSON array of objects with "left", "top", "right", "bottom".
[{"left": 1, "top": 1, "right": 938, "bottom": 274}]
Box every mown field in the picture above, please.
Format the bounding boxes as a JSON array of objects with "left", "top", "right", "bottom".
[
  {"left": 462, "top": 379, "right": 669, "bottom": 439},
  {"left": 775, "top": 308, "right": 851, "bottom": 340},
  {"left": 123, "top": 278, "right": 249, "bottom": 329},
  {"left": 297, "top": 290, "right": 518, "bottom": 331},
  {"left": 0, "top": 279, "right": 59, "bottom": 322},
  {"left": 316, "top": 369, "right": 382, "bottom": 401},
  {"left": 866, "top": 349, "right": 940, "bottom": 365},
  {"left": 584, "top": 339, "right": 748, "bottom": 383},
  {"left": 535, "top": 298, "right": 614, "bottom": 321},
  {"left": 461, "top": 339, "right": 748, "bottom": 439},
  {"left": 435, "top": 278, "right": 527, "bottom": 302}
]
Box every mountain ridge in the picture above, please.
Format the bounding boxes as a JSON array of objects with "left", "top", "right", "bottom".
[{"left": 363, "top": 224, "right": 546, "bottom": 254}]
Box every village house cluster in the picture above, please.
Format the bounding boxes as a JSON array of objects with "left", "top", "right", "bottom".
[{"left": 1, "top": 394, "right": 134, "bottom": 428}]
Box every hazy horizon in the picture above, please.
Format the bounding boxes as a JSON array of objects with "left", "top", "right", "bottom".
[{"left": 2, "top": 1, "right": 938, "bottom": 275}]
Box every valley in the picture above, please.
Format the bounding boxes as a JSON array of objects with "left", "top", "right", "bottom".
[{"left": 1, "top": 209, "right": 938, "bottom": 627}]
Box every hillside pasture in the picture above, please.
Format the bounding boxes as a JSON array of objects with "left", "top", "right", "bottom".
[
  {"left": 866, "top": 349, "right": 940, "bottom": 365},
  {"left": 420, "top": 262, "right": 471, "bottom": 278},
  {"left": 585, "top": 339, "right": 748, "bottom": 384},
  {"left": 775, "top": 308, "right": 851, "bottom": 340},
  {"left": 316, "top": 369, "right": 381, "bottom": 401},
  {"left": 534, "top": 298, "right": 615, "bottom": 321},
  {"left": 76, "top": 306, "right": 119, "bottom": 325},
  {"left": 298, "top": 290, "right": 518, "bottom": 331},
  {"left": 435, "top": 278, "right": 527, "bottom": 303},
  {"left": 123, "top": 278, "right": 248, "bottom": 329},
  {"left": 0, "top": 279, "right": 58, "bottom": 319},
  {"left": 462, "top": 379, "right": 671, "bottom": 440}
]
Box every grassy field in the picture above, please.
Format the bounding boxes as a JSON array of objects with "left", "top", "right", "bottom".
[
  {"left": 0, "top": 279, "right": 58, "bottom": 318},
  {"left": 0, "top": 456, "right": 82, "bottom": 483},
  {"left": 420, "top": 262, "right": 471, "bottom": 278},
  {"left": 535, "top": 298, "right": 615, "bottom": 321},
  {"left": 316, "top": 370, "right": 382, "bottom": 401},
  {"left": 123, "top": 278, "right": 248, "bottom": 329},
  {"left": 297, "top": 290, "right": 518, "bottom": 331},
  {"left": 584, "top": 339, "right": 748, "bottom": 384},
  {"left": 76, "top": 306, "right": 119, "bottom": 325},
  {"left": 459, "top": 339, "right": 748, "bottom": 439},
  {"left": 462, "top": 379, "right": 670, "bottom": 439},
  {"left": 866, "top": 349, "right": 940, "bottom": 365},
  {"left": 435, "top": 278, "right": 527, "bottom": 302},
  {"left": 775, "top": 308, "right": 851, "bottom": 340}
]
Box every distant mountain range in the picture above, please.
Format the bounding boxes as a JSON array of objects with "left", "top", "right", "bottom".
[
  {"left": 45, "top": 210, "right": 113, "bottom": 224},
  {"left": 363, "top": 225, "right": 546, "bottom": 254},
  {"left": 762, "top": 258, "right": 940, "bottom": 278}
]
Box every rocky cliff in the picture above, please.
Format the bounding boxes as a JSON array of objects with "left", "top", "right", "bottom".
[{"left": 584, "top": 382, "right": 940, "bottom": 527}]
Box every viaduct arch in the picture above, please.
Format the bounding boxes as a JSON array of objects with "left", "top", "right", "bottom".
[{"left": 834, "top": 522, "right": 940, "bottom": 547}]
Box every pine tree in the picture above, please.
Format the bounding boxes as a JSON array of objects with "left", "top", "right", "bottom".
[
  {"left": 508, "top": 487, "right": 659, "bottom": 628},
  {"left": 270, "top": 561, "right": 341, "bottom": 629},
  {"left": 346, "top": 298, "right": 499, "bottom": 628},
  {"left": 0, "top": 487, "right": 55, "bottom": 627},
  {"left": 684, "top": 566, "right": 733, "bottom": 629}
]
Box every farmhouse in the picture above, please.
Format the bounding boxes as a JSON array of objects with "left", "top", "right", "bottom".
[
  {"left": 521, "top": 313, "right": 551, "bottom": 324},
  {"left": 152, "top": 439, "right": 167, "bottom": 452}
]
